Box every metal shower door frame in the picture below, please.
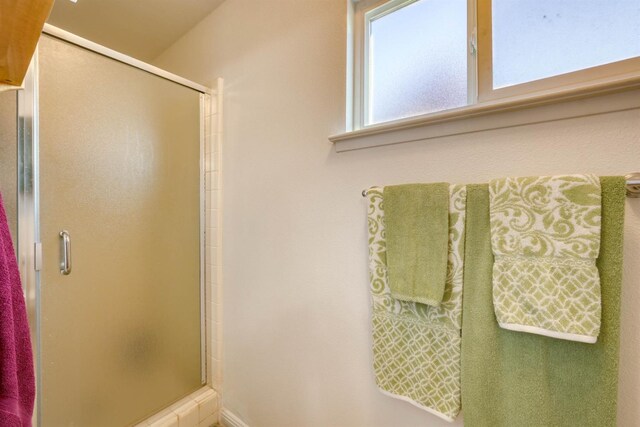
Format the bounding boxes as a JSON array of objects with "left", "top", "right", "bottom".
[{"left": 17, "top": 31, "right": 210, "bottom": 427}]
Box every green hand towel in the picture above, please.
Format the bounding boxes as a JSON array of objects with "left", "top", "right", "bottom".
[
  {"left": 384, "top": 183, "right": 450, "bottom": 306},
  {"left": 489, "top": 175, "right": 602, "bottom": 343},
  {"left": 461, "top": 177, "right": 624, "bottom": 427}
]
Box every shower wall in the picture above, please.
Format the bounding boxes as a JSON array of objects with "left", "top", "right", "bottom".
[{"left": 0, "top": 91, "right": 17, "bottom": 243}]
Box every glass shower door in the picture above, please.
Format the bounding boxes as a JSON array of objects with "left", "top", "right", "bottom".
[
  {"left": 38, "top": 35, "right": 203, "bottom": 426},
  {"left": 0, "top": 91, "right": 17, "bottom": 242}
]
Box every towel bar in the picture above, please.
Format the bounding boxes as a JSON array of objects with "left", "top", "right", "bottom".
[{"left": 362, "top": 173, "right": 640, "bottom": 198}]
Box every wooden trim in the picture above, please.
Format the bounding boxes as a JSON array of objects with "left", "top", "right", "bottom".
[
  {"left": 476, "top": 0, "right": 493, "bottom": 102},
  {"left": 0, "top": 0, "right": 54, "bottom": 86}
]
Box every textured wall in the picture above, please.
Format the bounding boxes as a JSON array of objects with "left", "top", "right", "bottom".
[{"left": 154, "top": 1, "right": 640, "bottom": 425}]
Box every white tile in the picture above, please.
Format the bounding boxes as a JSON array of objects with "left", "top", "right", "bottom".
[
  {"left": 208, "top": 190, "right": 218, "bottom": 209},
  {"left": 212, "top": 366, "right": 222, "bottom": 386},
  {"left": 209, "top": 285, "right": 218, "bottom": 306},
  {"left": 204, "top": 115, "right": 211, "bottom": 138},
  {"left": 206, "top": 227, "right": 218, "bottom": 247},
  {"left": 204, "top": 96, "right": 212, "bottom": 117},
  {"left": 175, "top": 404, "right": 199, "bottom": 427},
  {"left": 206, "top": 227, "right": 217, "bottom": 247},
  {"left": 215, "top": 289, "right": 223, "bottom": 309},
  {"left": 209, "top": 357, "right": 220, "bottom": 376},
  {"left": 204, "top": 150, "right": 213, "bottom": 173},
  {"left": 199, "top": 413, "right": 217, "bottom": 427},
  {"left": 207, "top": 245, "right": 217, "bottom": 266},
  {"left": 209, "top": 188, "right": 218, "bottom": 202},
  {"left": 207, "top": 210, "right": 217, "bottom": 226},
  {"left": 205, "top": 136, "right": 213, "bottom": 155},
  {"left": 206, "top": 264, "right": 217, "bottom": 286},
  {"left": 149, "top": 413, "right": 179, "bottom": 427},
  {"left": 208, "top": 190, "right": 218, "bottom": 210},
  {"left": 212, "top": 338, "right": 221, "bottom": 359},
  {"left": 195, "top": 390, "right": 218, "bottom": 421},
  {"left": 210, "top": 116, "right": 218, "bottom": 135},
  {"left": 211, "top": 318, "right": 219, "bottom": 342},
  {"left": 205, "top": 263, "right": 212, "bottom": 284},
  {"left": 213, "top": 304, "right": 222, "bottom": 321}
]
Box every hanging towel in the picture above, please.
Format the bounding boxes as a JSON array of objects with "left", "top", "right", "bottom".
[
  {"left": 366, "top": 185, "right": 465, "bottom": 422},
  {"left": 489, "top": 174, "right": 602, "bottom": 343},
  {"left": 461, "top": 177, "right": 624, "bottom": 427},
  {"left": 383, "top": 183, "right": 450, "bottom": 306},
  {"left": 0, "top": 193, "right": 35, "bottom": 427}
]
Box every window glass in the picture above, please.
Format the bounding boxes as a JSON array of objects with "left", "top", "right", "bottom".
[
  {"left": 493, "top": 0, "right": 640, "bottom": 89},
  {"left": 367, "top": 0, "right": 468, "bottom": 125}
]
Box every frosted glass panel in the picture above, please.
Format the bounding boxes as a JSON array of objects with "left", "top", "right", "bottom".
[
  {"left": 39, "top": 36, "right": 202, "bottom": 426},
  {"left": 368, "top": 0, "right": 467, "bottom": 125},
  {"left": 493, "top": 0, "right": 640, "bottom": 89},
  {"left": 0, "top": 92, "right": 17, "bottom": 243}
]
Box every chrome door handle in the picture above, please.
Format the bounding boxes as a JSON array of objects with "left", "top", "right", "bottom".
[{"left": 59, "top": 230, "right": 72, "bottom": 275}]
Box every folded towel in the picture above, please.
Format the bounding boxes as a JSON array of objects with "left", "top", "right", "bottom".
[
  {"left": 489, "top": 174, "right": 602, "bottom": 343},
  {"left": 461, "top": 177, "right": 624, "bottom": 427},
  {"left": 366, "top": 185, "right": 466, "bottom": 422},
  {"left": 0, "top": 193, "right": 35, "bottom": 427},
  {"left": 383, "top": 183, "right": 450, "bottom": 306}
]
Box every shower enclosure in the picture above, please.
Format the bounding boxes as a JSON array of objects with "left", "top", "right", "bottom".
[{"left": 1, "top": 30, "right": 209, "bottom": 426}]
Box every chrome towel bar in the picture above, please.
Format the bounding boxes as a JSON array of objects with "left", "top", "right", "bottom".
[{"left": 362, "top": 172, "right": 640, "bottom": 198}]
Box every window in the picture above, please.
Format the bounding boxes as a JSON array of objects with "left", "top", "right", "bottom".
[
  {"left": 365, "top": 0, "right": 469, "bottom": 124},
  {"left": 349, "top": 0, "right": 640, "bottom": 129}
]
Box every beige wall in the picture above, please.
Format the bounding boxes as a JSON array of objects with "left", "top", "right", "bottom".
[{"left": 154, "top": 1, "right": 640, "bottom": 425}]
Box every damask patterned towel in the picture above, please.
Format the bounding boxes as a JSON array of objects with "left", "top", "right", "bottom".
[
  {"left": 366, "top": 185, "right": 466, "bottom": 422},
  {"left": 489, "top": 175, "right": 602, "bottom": 343}
]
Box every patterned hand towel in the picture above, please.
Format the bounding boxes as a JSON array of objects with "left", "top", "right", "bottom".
[
  {"left": 461, "top": 178, "right": 624, "bottom": 427},
  {"left": 383, "top": 183, "right": 450, "bottom": 306},
  {"left": 489, "top": 175, "right": 602, "bottom": 343},
  {"left": 366, "top": 185, "right": 465, "bottom": 422}
]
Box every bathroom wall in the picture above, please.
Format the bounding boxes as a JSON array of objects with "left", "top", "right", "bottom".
[{"left": 154, "top": 1, "right": 640, "bottom": 426}]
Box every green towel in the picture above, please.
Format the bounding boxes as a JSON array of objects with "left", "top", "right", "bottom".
[
  {"left": 384, "top": 183, "right": 450, "bottom": 306},
  {"left": 461, "top": 177, "right": 624, "bottom": 427},
  {"left": 367, "top": 185, "right": 466, "bottom": 422},
  {"left": 489, "top": 175, "right": 602, "bottom": 343}
]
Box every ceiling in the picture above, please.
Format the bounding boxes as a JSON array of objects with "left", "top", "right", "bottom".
[{"left": 47, "top": 0, "right": 225, "bottom": 62}]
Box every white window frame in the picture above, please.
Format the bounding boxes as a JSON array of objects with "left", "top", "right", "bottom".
[
  {"left": 350, "top": 0, "right": 477, "bottom": 130},
  {"left": 476, "top": 0, "right": 640, "bottom": 102},
  {"left": 341, "top": 0, "right": 640, "bottom": 142}
]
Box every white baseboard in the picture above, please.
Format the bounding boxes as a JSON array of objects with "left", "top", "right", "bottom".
[{"left": 220, "top": 408, "right": 249, "bottom": 427}]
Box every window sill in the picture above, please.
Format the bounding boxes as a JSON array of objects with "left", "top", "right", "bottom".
[{"left": 330, "top": 72, "right": 640, "bottom": 152}]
